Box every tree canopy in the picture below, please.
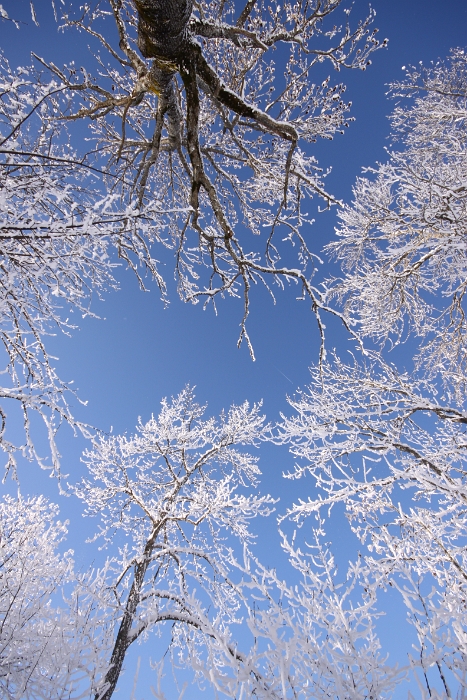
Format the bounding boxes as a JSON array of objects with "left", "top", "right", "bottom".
[
  {"left": 0, "top": 1, "right": 466, "bottom": 699},
  {"left": 0, "top": 0, "right": 386, "bottom": 469}
]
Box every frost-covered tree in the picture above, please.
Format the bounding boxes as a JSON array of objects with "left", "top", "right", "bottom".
[
  {"left": 0, "top": 54, "right": 168, "bottom": 475},
  {"left": 0, "top": 493, "right": 111, "bottom": 699},
  {"left": 279, "top": 49, "right": 467, "bottom": 697},
  {"left": 279, "top": 354, "right": 467, "bottom": 696},
  {"left": 327, "top": 48, "right": 467, "bottom": 397},
  {"left": 0, "top": 0, "right": 386, "bottom": 470},
  {"left": 3, "top": 387, "right": 402, "bottom": 700},
  {"left": 205, "top": 530, "right": 403, "bottom": 700},
  {"left": 33, "top": 0, "right": 386, "bottom": 355},
  {"left": 72, "top": 381, "right": 406, "bottom": 700},
  {"left": 73, "top": 387, "right": 275, "bottom": 700}
]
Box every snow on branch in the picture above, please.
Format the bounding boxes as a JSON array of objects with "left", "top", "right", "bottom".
[
  {"left": 72, "top": 387, "right": 275, "bottom": 700},
  {"left": 39, "top": 0, "right": 386, "bottom": 355},
  {"left": 326, "top": 48, "right": 467, "bottom": 399}
]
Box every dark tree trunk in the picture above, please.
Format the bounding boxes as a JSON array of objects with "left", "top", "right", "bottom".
[
  {"left": 134, "top": 0, "right": 193, "bottom": 60},
  {"left": 95, "top": 556, "right": 151, "bottom": 700}
]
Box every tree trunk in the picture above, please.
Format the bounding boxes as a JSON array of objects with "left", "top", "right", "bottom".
[
  {"left": 134, "top": 0, "right": 193, "bottom": 60},
  {"left": 95, "top": 556, "right": 150, "bottom": 700}
]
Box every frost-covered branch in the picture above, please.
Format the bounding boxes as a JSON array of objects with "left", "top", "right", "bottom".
[{"left": 278, "top": 349, "right": 467, "bottom": 694}]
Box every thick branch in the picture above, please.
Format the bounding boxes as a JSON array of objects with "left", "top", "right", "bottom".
[
  {"left": 180, "top": 57, "right": 234, "bottom": 238},
  {"left": 190, "top": 19, "right": 267, "bottom": 50},
  {"left": 236, "top": 0, "right": 257, "bottom": 27},
  {"left": 191, "top": 42, "right": 297, "bottom": 142}
]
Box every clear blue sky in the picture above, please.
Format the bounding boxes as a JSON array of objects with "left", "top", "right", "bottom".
[{"left": 1, "top": 0, "right": 466, "bottom": 696}]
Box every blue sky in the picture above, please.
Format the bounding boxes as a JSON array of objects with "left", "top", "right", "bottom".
[{"left": 1, "top": 0, "right": 467, "bottom": 696}]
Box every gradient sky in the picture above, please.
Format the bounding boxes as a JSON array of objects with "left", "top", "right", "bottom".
[{"left": 1, "top": 0, "right": 467, "bottom": 697}]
